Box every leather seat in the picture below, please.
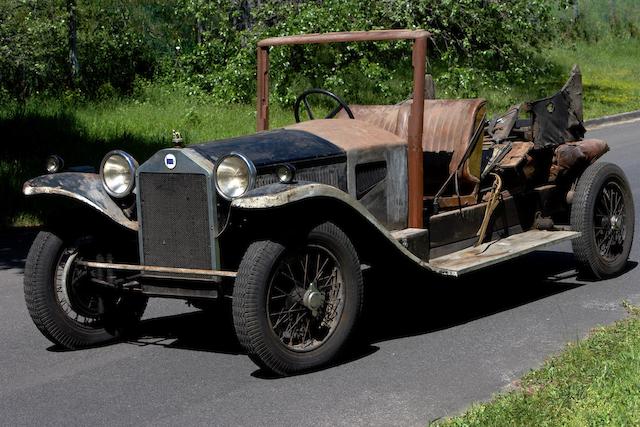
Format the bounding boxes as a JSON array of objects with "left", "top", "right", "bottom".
[{"left": 341, "top": 99, "right": 487, "bottom": 199}]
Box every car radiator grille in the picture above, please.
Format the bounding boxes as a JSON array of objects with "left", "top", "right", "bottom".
[{"left": 138, "top": 172, "right": 212, "bottom": 270}]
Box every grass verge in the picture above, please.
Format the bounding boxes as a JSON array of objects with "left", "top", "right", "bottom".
[
  {"left": 436, "top": 302, "right": 640, "bottom": 426},
  {"left": 548, "top": 38, "right": 640, "bottom": 119}
]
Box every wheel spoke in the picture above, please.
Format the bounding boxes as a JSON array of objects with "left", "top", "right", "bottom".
[
  {"left": 270, "top": 306, "right": 306, "bottom": 317},
  {"left": 303, "top": 253, "right": 309, "bottom": 287},
  {"left": 282, "top": 263, "right": 304, "bottom": 288},
  {"left": 271, "top": 282, "right": 289, "bottom": 296},
  {"left": 313, "top": 255, "right": 329, "bottom": 284}
]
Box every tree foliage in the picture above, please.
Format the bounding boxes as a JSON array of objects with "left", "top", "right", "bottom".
[{"left": 0, "top": 0, "right": 599, "bottom": 104}]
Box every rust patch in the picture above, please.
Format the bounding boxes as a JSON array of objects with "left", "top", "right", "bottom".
[
  {"left": 498, "top": 141, "right": 534, "bottom": 168},
  {"left": 285, "top": 119, "right": 405, "bottom": 151}
]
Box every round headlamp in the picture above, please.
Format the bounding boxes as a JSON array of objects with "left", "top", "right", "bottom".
[
  {"left": 100, "top": 150, "right": 138, "bottom": 198},
  {"left": 214, "top": 153, "right": 256, "bottom": 200},
  {"left": 45, "top": 155, "right": 64, "bottom": 174}
]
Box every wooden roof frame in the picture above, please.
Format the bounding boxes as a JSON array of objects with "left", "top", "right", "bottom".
[{"left": 256, "top": 29, "right": 430, "bottom": 228}]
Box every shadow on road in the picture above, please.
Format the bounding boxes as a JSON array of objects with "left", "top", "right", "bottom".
[
  {"left": 0, "top": 227, "right": 40, "bottom": 272},
  {"left": 362, "top": 250, "right": 585, "bottom": 345}
]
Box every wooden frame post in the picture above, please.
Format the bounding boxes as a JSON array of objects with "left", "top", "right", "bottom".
[
  {"left": 407, "top": 36, "right": 427, "bottom": 228},
  {"left": 256, "top": 46, "right": 269, "bottom": 131}
]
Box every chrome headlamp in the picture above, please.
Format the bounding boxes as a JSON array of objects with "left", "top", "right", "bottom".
[
  {"left": 100, "top": 150, "right": 138, "bottom": 198},
  {"left": 214, "top": 153, "right": 256, "bottom": 200}
]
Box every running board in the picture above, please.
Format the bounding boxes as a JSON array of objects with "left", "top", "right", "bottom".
[{"left": 427, "top": 229, "right": 580, "bottom": 277}]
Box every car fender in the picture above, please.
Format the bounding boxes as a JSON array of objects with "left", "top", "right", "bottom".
[
  {"left": 231, "top": 182, "right": 439, "bottom": 273},
  {"left": 23, "top": 172, "right": 137, "bottom": 231}
]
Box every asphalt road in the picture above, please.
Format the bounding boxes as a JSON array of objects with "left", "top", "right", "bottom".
[{"left": 1, "top": 120, "right": 639, "bottom": 426}]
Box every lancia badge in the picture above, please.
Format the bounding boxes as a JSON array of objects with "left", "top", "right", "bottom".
[{"left": 164, "top": 153, "right": 177, "bottom": 170}]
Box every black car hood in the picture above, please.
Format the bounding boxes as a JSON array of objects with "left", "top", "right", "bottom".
[{"left": 190, "top": 129, "right": 345, "bottom": 167}]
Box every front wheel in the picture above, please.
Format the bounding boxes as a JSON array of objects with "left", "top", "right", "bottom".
[
  {"left": 571, "top": 162, "right": 635, "bottom": 278},
  {"left": 232, "top": 222, "right": 364, "bottom": 375},
  {"left": 24, "top": 231, "right": 148, "bottom": 349}
]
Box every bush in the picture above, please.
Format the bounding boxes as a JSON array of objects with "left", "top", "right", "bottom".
[
  {"left": 172, "top": 0, "right": 559, "bottom": 104},
  {"left": 0, "top": 0, "right": 562, "bottom": 105}
]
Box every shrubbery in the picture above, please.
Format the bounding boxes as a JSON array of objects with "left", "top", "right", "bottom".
[{"left": 1, "top": 0, "right": 638, "bottom": 105}]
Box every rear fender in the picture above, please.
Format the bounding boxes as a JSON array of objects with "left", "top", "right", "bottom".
[{"left": 22, "top": 172, "right": 137, "bottom": 231}]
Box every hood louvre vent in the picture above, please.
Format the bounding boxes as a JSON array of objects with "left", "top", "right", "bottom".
[
  {"left": 355, "top": 161, "right": 387, "bottom": 199},
  {"left": 256, "top": 163, "right": 347, "bottom": 190}
]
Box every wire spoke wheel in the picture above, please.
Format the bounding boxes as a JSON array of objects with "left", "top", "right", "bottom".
[
  {"left": 233, "top": 222, "right": 364, "bottom": 375},
  {"left": 593, "top": 181, "right": 627, "bottom": 262},
  {"left": 267, "top": 244, "right": 345, "bottom": 352},
  {"left": 571, "top": 162, "right": 635, "bottom": 278}
]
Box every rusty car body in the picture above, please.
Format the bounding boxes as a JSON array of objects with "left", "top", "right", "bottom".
[{"left": 23, "top": 30, "right": 634, "bottom": 375}]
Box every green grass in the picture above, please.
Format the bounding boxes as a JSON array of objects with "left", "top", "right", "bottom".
[
  {"left": 437, "top": 302, "right": 640, "bottom": 426},
  {"left": 548, "top": 38, "right": 640, "bottom": 119},
  {"left": 476, "top": 38, "right": 640, "bottom": 119}
]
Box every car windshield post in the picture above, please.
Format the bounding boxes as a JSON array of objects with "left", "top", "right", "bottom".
[{"left": 255, "top": 29, "right": 429, "bottom": 227}]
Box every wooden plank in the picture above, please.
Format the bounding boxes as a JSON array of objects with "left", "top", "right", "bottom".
[
  {"left": 391, "top": 228, "right": 430, "bottom": 260},
  {"left": 427, "top": 229, "right": 580, "bottom": 276},
  {"left": 391, "top": 228, "right": 426, "bottom": 240}
]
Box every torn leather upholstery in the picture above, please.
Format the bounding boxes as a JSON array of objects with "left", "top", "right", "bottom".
[{"left": 549, "top": 138, "right": 609, "bottom": 182}]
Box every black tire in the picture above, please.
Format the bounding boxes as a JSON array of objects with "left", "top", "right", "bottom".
[
  {"left": 232, "top": 222, "right": 364, "bottom": 375},
  {"left": 24, "top": 231, "right": 148, "bottom": 349},
  {"left": 571, "top": 162, "right": 635, "bottom": 278}
]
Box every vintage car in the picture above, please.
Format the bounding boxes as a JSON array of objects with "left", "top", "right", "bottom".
[{"left": 23, "top": 30, "right": 634, "bottom": 375}]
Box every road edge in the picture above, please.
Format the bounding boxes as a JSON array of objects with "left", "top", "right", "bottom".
[{"left": 585, "top": 110, "right": 640, "bottom": 129}]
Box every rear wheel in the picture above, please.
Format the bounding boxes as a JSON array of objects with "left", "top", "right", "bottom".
[
  {"left": 24, "top": 231, "right": 147, "bottom": 349},
  {"left": 571, "top": 162, "right": 635, "bottom": 278},
  {"left": 232, "top": 222, "right": 363, "bottom": 375}
]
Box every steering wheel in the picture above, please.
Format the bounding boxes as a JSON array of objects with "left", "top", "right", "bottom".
[{"left": 294, "top": 88, "right": 355, "bottom": 123}]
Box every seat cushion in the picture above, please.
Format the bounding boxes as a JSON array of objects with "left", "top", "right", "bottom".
[{"left": 343, "top": 99, "right": 486, "bottom": 193}]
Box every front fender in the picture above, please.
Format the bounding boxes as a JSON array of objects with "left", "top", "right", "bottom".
[
  {"left": 23, "top": 173, "right": 137, "bottom": 230},
  {"left": 231, "top": 182, "right": 438, "bottom": 272}
]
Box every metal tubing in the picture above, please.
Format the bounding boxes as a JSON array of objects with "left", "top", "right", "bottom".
[
  {"left": 77, "top": 261, "right": 238, "bottom": 278},
  {"left": 256, "top": 46, "right": 270, "bottom": 131},
  {"left": 407, "top": 36, "right": 427, "bottom": 228},
  {"left": 258, "top": 29, "right": 430, "bottom": 47}
]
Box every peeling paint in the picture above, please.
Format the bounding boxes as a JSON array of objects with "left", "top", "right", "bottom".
[{"left": 23, "top": 172, "right": 138, "bottom": 230}]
